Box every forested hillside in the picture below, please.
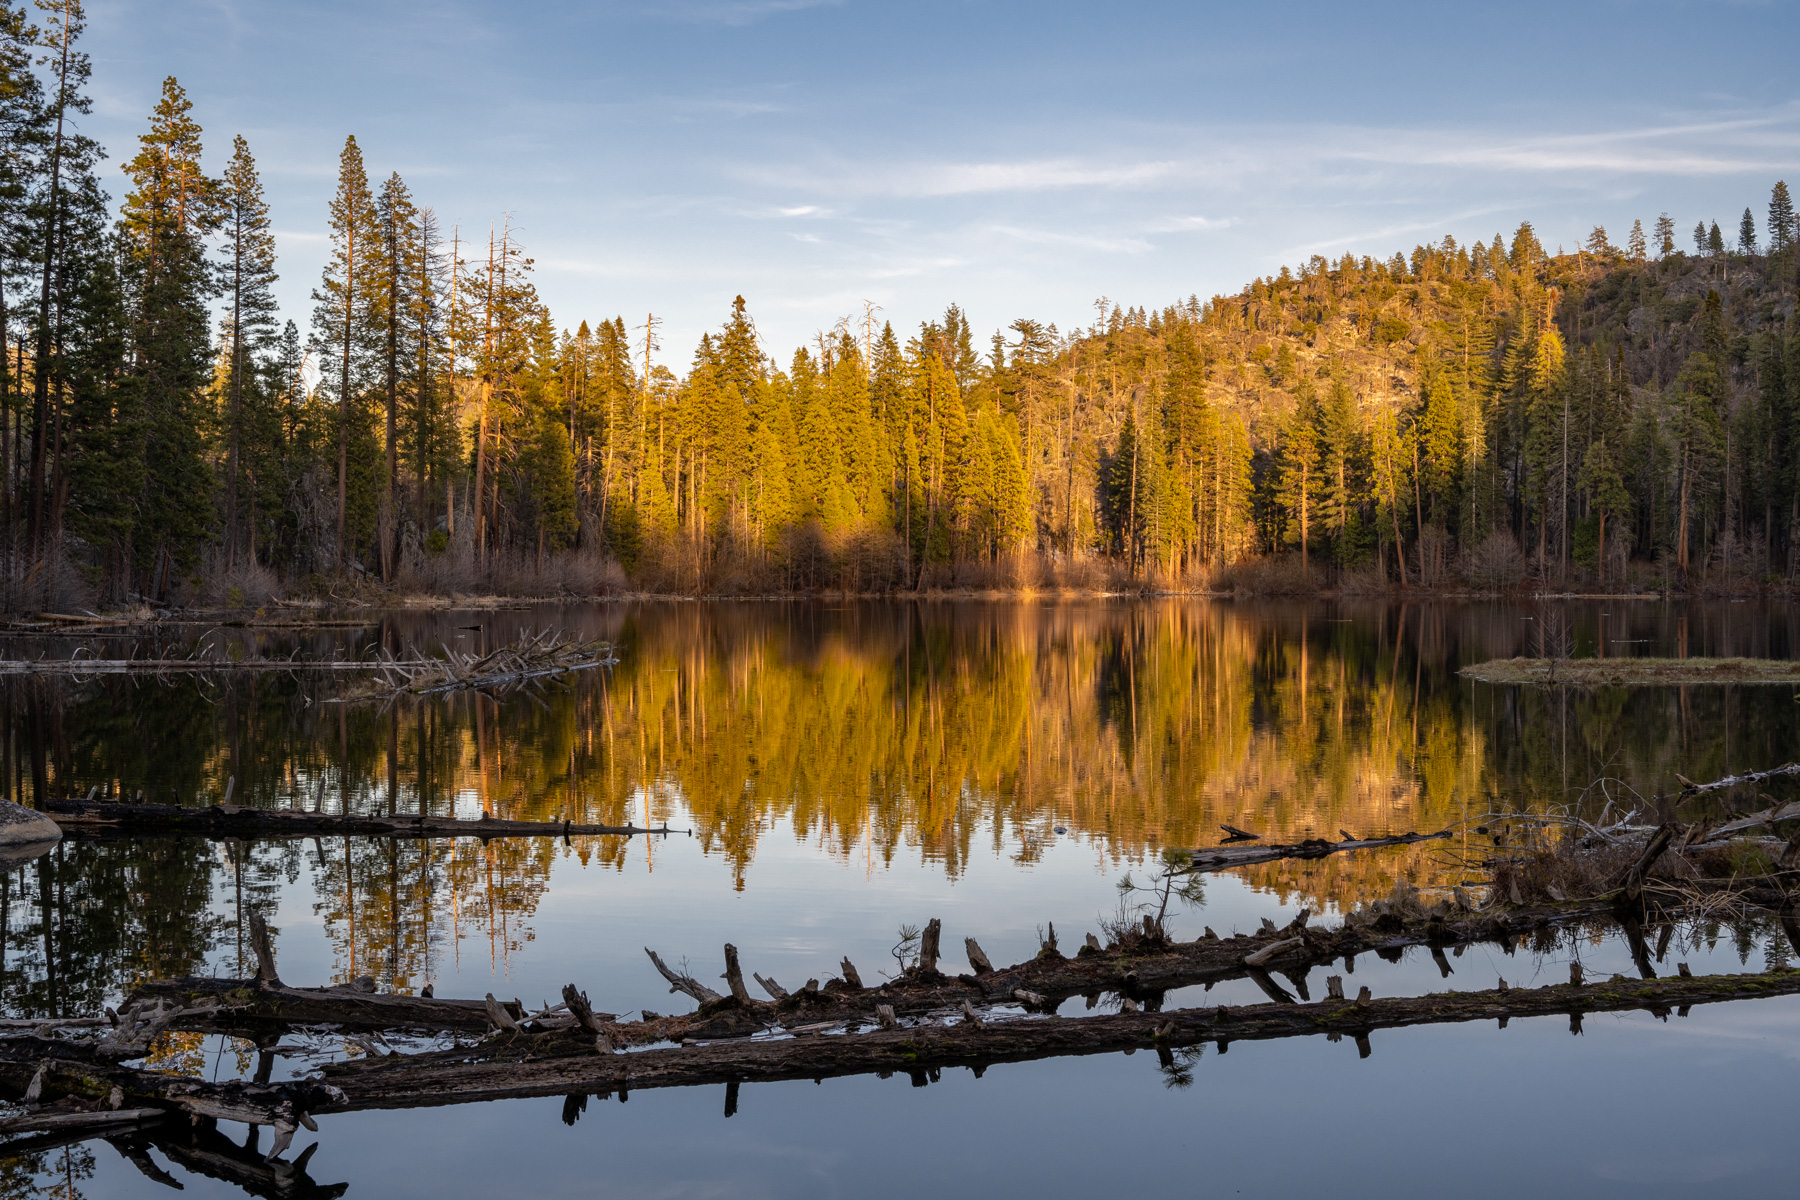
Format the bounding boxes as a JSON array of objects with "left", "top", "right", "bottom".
[{"left": 3, "top": 5, "right": 1798, "bottom": 607}]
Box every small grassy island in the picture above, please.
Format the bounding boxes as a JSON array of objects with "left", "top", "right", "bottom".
[{"left": 1460, "top": 657, "right": 1800, "bottom": 685}]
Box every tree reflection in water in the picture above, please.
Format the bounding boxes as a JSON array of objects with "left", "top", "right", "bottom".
[{"left": 0, "top": 600, "right": 1792, "bottom": 1022}]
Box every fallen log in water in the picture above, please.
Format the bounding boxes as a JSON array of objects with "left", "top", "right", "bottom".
[
  {"left": 3, "top": 883, "right": 1796, "bottom": 1166},
  {"left": 125, "top": 977, "right": 524, "bottom": 1035},
  {"left": 0, "top": 1048, "right": 339, "bottom": 1162},
  {"left": 1184, "top": 829, "right": 1451, "bottom": 871},
  {"left": 111, "top": 889, "right": 1639, "bottom": 1055},
  {"left": 1677, "top": 762, "right": 1800, "bottom": 796},
  {"left": 289, "top": 967, "right": 1800, "bottom": 1110},
  {"left": 0, "top": 631, "right": 618, "bottom": 696},
  {"left": 43, "top": 796, "right": 671, "bottom": 840},
  {"left": 0, "top": 658, "right": 383, "bottom": 677},
  {"left": 8, "top": 960, "right": 1793, "bottom": 1139}
]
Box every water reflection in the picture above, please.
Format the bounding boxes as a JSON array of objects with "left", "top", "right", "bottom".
[{"left": 0, "top": 600, "right": 1793, "bottom": 1001}]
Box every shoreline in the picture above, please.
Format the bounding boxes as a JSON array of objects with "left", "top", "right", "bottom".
[{"left": 4, "top": 584, "right": 1795, "bottom": 628}]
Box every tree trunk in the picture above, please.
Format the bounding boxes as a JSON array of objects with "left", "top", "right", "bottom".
[{"left": 28, "top": 19, "right": 73, "bottom": 565}]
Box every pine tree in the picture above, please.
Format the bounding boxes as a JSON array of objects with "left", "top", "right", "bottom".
[
  {"left": 218, "top": 135, "right": 278, "bottom": 567},
  {"left": 1579, "top": 436, "right": 1628, "bottom": 581},
  {"left": 1104, "top": 399, "right": 1166, "bottom": 572},
  {"left": 1738, "top": 207, "right": 1758, "bottom": 256},
  {"left": 312, "top": 136, "right": 378, "bottom": 574},
  {"left": 1275, "top": 379, "right": 1321, "bottom": 572},
  {"left": 408, "top": 204, "right": 447, "bottom": 531},
  {"left": 749, "top": 386, "right": 794, "bottom": 551},
  {"left": 119, "top": 76, "right": 217, "bottom": 598},
  {"left": 1770, "top": 181, "right": 1796, "bottom": 255},
  {"left": 1671, "top": 292, "right": 1728, "bottom": 575},
  {"left": 1771, "top": 179, "right": 1800, "bottom": 250},
  {"left": 23, "top": 0, "right": 103, "bottom": 575},
  {"left": 525, "top": 405, "right": 577, "bottom": 555},
  {"left": 1417, "top": 369, "right": 1460, "bottom": 527},
  {"left": 1521, "top": 320, "right": 1568, "bottom": 574},
  {"left": 373, "top": 171, "right": 419, "bottom": 578},
  {"left": 0, "top": 4, "right": 43, "bottom": 561},
  {"left": 1627, "top": 219, "right": 1647, "bottom": 263},
  {"left": 1694, "top": 221, "right": 1708, "bottom": 255},
  {"left": 1654, "top": 213, "right": 1676, "bottom": 259},
  {"left": 1367, "top": 402, "right": 1410, "bottom": 582},
  {"left": 1708, "top": 221, "right": 1725, "bottom": 256}
]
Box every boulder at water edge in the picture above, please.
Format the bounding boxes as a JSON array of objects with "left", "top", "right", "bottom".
[{"left": 0, "top": 798, "right": 61, "bottom": 848}]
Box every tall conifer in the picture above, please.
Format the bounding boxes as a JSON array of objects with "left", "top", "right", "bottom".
[
  {"left": 218, "top": 135, "right": 278, "bottom": 565},
  {"left": 312, "top": 135, "right": 377, "bottom": 573},
  {"left": 119, "top": 76, "right": 216, "bottom": 597}
]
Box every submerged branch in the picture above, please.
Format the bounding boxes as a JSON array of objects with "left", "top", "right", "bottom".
[
  {"left": 1184, "top": 829, "right": 1450, "bottom": 871},
  {"left": 44, "top": 796, "right": 673, "bottom": 840}
]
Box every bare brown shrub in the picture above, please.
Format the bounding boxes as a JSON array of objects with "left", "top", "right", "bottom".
[
  {"left": 1462, "top": 530, "right": 1526, "bottom": 592},
  {"left": 1214, "top": 553, "right": 1316, "bottom": 595}
]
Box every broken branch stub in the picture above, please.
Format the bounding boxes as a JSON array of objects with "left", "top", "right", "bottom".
[
  {"left": 1622, "top": 824, "right": 1676, "bottom": 902},
  {"left": 919, "top": 919, "right": 943, "bottom": 975},
  {"left": 562, "top": 984, "right": 600, "bottom": 1034},
  {"left": 485, "top": 994, "right": 519, "bottom": 1034},
  {"left": 247, "top": 912, "right": 280, "bottom": 986},
  {"left": 964, "top": 938, "right": 994, "bottom": 975},
  {"left": 1243, "top": 937, "right": 1304, "bottom": 968},
  {"left": 721, "top": 944, "right": 753, "bottom": 1006},
  {"left": 645, "top": 948, "right": 724, "bottom": 1005}
]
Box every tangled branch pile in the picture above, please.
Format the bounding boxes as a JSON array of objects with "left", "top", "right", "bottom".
[
  {"left": 1483, "top": 794, "right": 1800, "bottom": 912},
  {"left": 349, "top": 631, "right": 618, "bottom": 699}
]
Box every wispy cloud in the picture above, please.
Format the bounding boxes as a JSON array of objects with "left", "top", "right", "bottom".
[
  {"left": 728, "top": 103, "right": 1800, "bottom": 212},
  {"left": 1323, "top": 106, "right": 1800, "bottom": 177},
  {"left": 736, "top": 156, "right": 1182, "bottom": 198},
  {"left": 988, "top": 225, "right": 1152, "bottom": 254},
  {"left": 1145, "top": 215, "right": 1234, "bottom": 233},
  {"left": 652, "top": 0, "right": 843, "bottom": 27}
]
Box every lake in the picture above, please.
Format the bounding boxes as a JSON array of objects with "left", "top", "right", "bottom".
[{"left": 2, "top": 598, "right": 1798, "bottom": 1198}]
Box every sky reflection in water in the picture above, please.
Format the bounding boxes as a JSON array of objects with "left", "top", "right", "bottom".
[{"left": 1, "top": 599, "right": 1797, "bottom": 1197}]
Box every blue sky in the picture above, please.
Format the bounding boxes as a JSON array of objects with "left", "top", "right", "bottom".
[{"left": 78, "top": 0, "right": 1800, "bottom": 361}]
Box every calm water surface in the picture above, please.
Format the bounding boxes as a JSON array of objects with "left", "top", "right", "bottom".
[{"left": 2, "top": 599, "right": 1798, "bottom": 1198}]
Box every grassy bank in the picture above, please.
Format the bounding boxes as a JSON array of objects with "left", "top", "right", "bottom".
[{"left": 1461, "top": 657, "right": 1800, "bottom": 685}]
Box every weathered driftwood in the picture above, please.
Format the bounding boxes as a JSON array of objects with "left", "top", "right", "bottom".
[
  {"left": 293, "top": 967, "right": 1800, "bottom": 1111},
  {"left": 1186, "top": 829, "right": 1450, "bottom": 871},
  {"left": 12, "top": 965, "right": 1795, "bottom": 1145},
  {"left": 0, "top": 1047, "right": 340, "bottom": 1162},
  {"left": 1678, "top": 762, "right": 1800, "bottom": 795},
  {"left": 116, "top": 893, "right": 1637, "bottom": 1057},
  {"left": 1693, "top": 800, "right": 1800, "bottom": 842},
  {"left": 0, "top": 631, "right": 618, "bottom": 692},
  {"left": 0, "top": 658, "right": 385, "bottom": 677},
  {"left": 5, "top": 886, "right": 1799, "bottom": 1168},
  {"left": 0, "top": 1106, "right": 167, "bottom": 1135},
  {"left": 125, "top": 976, "right": 522, "bottom": 1034},
  {"left": 44, "top": 796, "right": 670, "bottom": 840}
]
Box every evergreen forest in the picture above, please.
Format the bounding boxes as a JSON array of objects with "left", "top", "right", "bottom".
[{"left": 5, "top": 5, "right": 1800, "bottom": 608}]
